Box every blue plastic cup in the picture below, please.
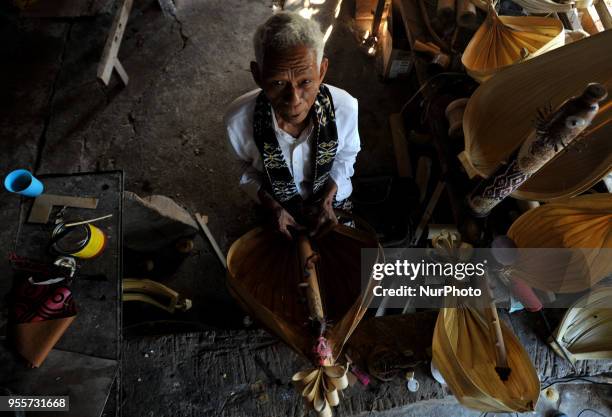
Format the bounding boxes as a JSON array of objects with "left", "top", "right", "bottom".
[{"left": 4, "top": 169, "right": 44, "bottom": 197}]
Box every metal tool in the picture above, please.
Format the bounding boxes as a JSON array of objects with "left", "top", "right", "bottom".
[{"left": 28, "top": 194, "right": 99, "bottom": 224}]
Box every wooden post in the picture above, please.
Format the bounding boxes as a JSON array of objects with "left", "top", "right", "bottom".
[
  {"left": 580, "top": 7, "right": 602, "bottom": 34},
  {"left": 97, "top": 0, "right": 133, "bottom": 86},
  {"left": 371, "top": 0, "right": 388, "bottom": 38},
  {"left": 594, "top": 0, "right": 612, "bottom": 29}
]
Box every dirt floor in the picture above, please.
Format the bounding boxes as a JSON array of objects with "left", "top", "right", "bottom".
[{"left": 1, "top": 0, "right": 611, "bottom": 416}]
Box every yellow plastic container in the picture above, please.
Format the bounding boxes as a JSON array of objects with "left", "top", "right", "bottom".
[{"left": 52, "top": 223, "right": 107, "bottom": 259}]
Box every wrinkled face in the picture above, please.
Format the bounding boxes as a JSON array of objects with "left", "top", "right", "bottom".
[{"left": 252, "top": 45, "right": 327, "bottom": 126}]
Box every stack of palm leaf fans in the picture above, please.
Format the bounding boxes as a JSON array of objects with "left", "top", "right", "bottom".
[
  {"left": 227, "top": 225, "right": 380, "bottom": 417},
  {"left": 506, "top": 194, "right": 611, "bottom": 364},
  {"left": 462, "top": 31, "right": 612, "bottom": 202},
  {"left": 462, "top": 1, "right": 565, "bottom": 83}
]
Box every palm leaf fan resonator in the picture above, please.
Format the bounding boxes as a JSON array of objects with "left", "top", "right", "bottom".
[
  {"left": 462, "top": 30, "right": 612, "bottom": 201},
  {"left": 432, "top": 307, "right": 540, "bottom": 412},
  {"left": 506, "top": 194, "right": 612, "bottom": 294},
  {"left": 551, "top": 286, "right": 612, "bottom": 363},
  {"left": 227, "top": 225, "right": 381, "bottom": 417},
  {"left": 462, "top": 2, "right": 564, "bottom": 83}
]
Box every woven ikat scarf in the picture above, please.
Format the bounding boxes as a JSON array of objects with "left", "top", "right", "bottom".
[{"left": 253, "top": 85, "right": 339, "bottom": 206}]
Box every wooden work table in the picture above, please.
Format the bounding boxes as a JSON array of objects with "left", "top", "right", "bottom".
[{"left": 0, "top": 171, "right": 123, "bottom": 417}]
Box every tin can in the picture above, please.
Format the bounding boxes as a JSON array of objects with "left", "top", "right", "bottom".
[{"left": 51, "top": 223, "right": 107, "bottom": 259}]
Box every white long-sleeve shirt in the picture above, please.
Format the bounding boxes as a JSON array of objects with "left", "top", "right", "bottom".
[{"left": 224, "top": 84, "right": 360, "bottom": 203}]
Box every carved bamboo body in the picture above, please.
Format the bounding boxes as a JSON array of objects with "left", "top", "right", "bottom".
[{"left": 467, "top": 83, "right": 607, "bottom": 217}]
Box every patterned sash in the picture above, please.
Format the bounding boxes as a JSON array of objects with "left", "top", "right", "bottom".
[{"left": 253, "top": 85, "right": 339, "bottom": 213}]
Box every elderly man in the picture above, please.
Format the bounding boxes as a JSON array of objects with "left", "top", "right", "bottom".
[{"left": 224, "top": 12, "right": 360, "bottom": 239}]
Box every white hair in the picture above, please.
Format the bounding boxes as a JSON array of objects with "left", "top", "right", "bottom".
[{"left": 253, "top": 12, "right": 324, "bottom": 70}]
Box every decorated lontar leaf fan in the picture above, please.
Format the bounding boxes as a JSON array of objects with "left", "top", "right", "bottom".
[
  {"left": 462, "top": 30, "right": 612, "bottom": 201},
  {"left": 461, "top": 2, "right": 564, "bottom": 83},
  {"left": 507, "top": 194, "right": 612, "bottom": 293},
  {"left": 551, "top": 286, "right": 612, "bottom": 363},
  {"left": 227, "top": 225, "right": 380, "bottom": 417},
  {"left": 432, "top": 307, "right": 540, "bottom": 412}
]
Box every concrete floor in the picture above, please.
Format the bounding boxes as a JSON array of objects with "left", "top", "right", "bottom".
[{"left": 1, "top": 0, "right": 611, "bottom": 416}]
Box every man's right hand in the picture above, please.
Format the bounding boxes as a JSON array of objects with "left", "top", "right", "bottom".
[
  {"left": 273, "top": 206, "right": 304, "bottom": 240},
  {"left": 258, "top": 188, "right": 304, "bottom": 240}
]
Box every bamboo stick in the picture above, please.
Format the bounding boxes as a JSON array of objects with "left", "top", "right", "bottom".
[
  {"left": 297, "top": 235, "right": 325, "bottom": 322},
  {"left": 483, "top": 278, "right": 511, "bottom": 380},
  {"left": 195, "top": 213, "right": 227, "bottom": 269},
  {"left": 64, "top": 214, "right": 113, "bottom": 227}
]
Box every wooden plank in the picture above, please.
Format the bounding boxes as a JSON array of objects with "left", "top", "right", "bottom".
[
  {"left": 371, "top": 0, "right": 388, "bottom": 36},
  {"left": 579, "top": 7, "right": 603, "bottom": 34},
  {"left": 97, "top": 0, "right": 133, "bottom": 86},
  {"left": 411, "top": 180, "right": 445, "bottom": 246},
  {"left": 397, "top": 0, "right": 426, "bottom": 48},
  {"left": 195, "top": 212, "right": 227, "bottom": 269},
  {"left": 114, "top": 58, "right": 130, "bottom": 86},
  {"left": 28, "top": 194, "right": 99, "bottom": 223},
  {"left": 594, "top": 0, "right": 612, "bottom": 29},
  {"left": 389, "top": 113, "right": 413, "bottom": 178}
]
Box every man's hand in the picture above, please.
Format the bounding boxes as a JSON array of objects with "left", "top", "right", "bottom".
[
  {"left": 258, "top": 188, "right": 304, "bottom": 240},
  {"left": 273, "top": 206, "right": 305, "bottom": 240},
  {"left": 311, "top": 180, "right": 338, "bottom": 237}
]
